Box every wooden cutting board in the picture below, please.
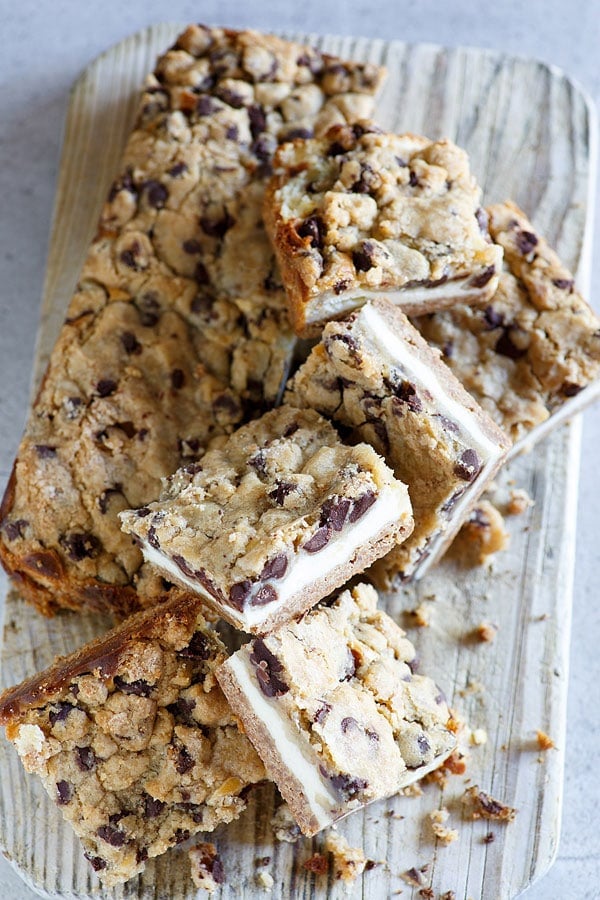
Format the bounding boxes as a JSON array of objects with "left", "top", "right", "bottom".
[{"left": 0, "top": 23, "right": 595, "bottom": 900}]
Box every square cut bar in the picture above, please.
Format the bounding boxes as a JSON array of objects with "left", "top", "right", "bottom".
[
  {"left": 285, "top": 298, "right": 510, "bottom": 584},
  {"left": 119, "top": 406, "right": 413, "bottom": 634},
  {"left": 0, "top": 593, "right": 265, "bottom": 887},
  {"left": 217, "top": 582, "right": 455, "bottom": 835},
  {"left": 263, "top": 121, "right": 502, "bottom": 336},
  {"left": 0, "top": 26, "right": 385, "bottom": 618},
  {"left": 417, "top": 200, "right": 600, "bottom": 452}
]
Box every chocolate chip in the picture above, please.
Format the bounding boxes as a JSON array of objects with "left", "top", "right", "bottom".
[
  {"left": 417, "top": 733, "right": 431, "bottom": 755},
  {"left": 168, "top": 161, "right": 188, "bottom": 178},
  {"left": 253, "top": 584, "right": 278, "bottom": 605},
  {"left": 341, "top": 716, "right": 358, "bottom": 733},
  {"left": 313, "top": 702, "right": 331, "bottom": 725},
  {"left": 437, "top": 415, "right": 460, "bottom": 434},
  {"left": 212, "top": 859, "right": 226, "bottom": 884},
  {"left": 178, "top": 632, "right": 211, "bottom": 660},
  {"left": 229, "top": 580, "right": 252, "bottom": 610},
  {"left": 516, "top": 230, "right": 538, "bottom": 254},
  {"left": 194, "top": 262, "right": 210, "bottom": 285},
  {"left": 283, "top": 421, "right": 299, "bottom": 438},
  {"left": 320, "top": 497, "right": 351, "bottom": 531},
  {"left": 441, "top": 488, "right": 465, "bottom": 514},
  {"left": 175, "top": 745, "right": 195, "bottom": 774},
  {"left": 552, "top": 277, "right": 574, "bottom": 290},
  {"left": 97, "top": 824, "right": 127, "bottom": 847},
  {"left": 114, "top": 676, "right": 152, "bottom": 697},
  {"left": 483, "top": 306, "right": 504, "bottom": 329},
  {"left": 98, "top": 486, "right": 123, "bottom": 515},
  {"left": 34, "top": 444, "right": 57, "bottom": 458},
  {"left": 167, "top": 698, "right": 196, "bottom": 726},
  {"left": 143, "top": 180, "right": 168, "bottom": 208},
  {"left": 171, "top": 368, "right": 185, "bottom": 389},
  {"left": 353, "top": 240, "right": 376, "bottom": 272},
  {"left": 248, "top": 450, "right": 267, "bottom": 476},
  {"left": 212, "top": 392, "right": 242, "bottom": 419},
  {"left": 137, "top": 293, "right": 161, "bottom": 326},
  {"left": 453, "top": 449, "right": 481, "bottom": 482},
  {"left": 393, "top": 380, "right": 422, "bottom": 412},
  {"left": 226, "top": 124, "right": 239, "bottom": 140},
  {"left": 84, "top": 854, "right": 107, "bottom": 872},
  {"left": 216, "top": 86, "right": 245, "bottom": 108},
  {"left": 495, "top": 329, "right": 528, "bottom": 359},
  {"left": 116, "top": 421, "right": 136, "bottom": 438},
  {"left": 119, "top": 242, "right": 142, "bottom": 269},
  {"left": 199, "top": 211, "right": 235, "bottom": 239},
  {"left": 136, "top": 507, "right": 151, "bottom": 517},
  {"left": 303, "top": 526, "right": 331, "bottom": 553},
  {"left": 470, "top": 265, "right": 496, "bottom": 288},
  {"left": 147, "top": 526, "right": 160, "bottom": 550},
  {"left": 4, "top": 519, "right": 28, "bottom": 541},
  {"left": 325, "top": 331, "right": 360, "bottom": 360},
  {"left": 144, "top": 794, "right": 166, "bottom": 818},
  {"left": 409, "top": 170, "right": 419, "bottom": 187},
  {"left": 327, "top": 140, "right": 347, "bottom": 157},
  {"left": 260, "top": 553, "right": 288, "bottom": 580},
  {"left": 173, "top": 828, "right": 191, "bottom": 845},
  {"left": 136, "top": 847, "right": 149, "bottom": 864},
  {"left": 49, "top": 702, "right": 73, "bottom": 726},
  {"left": 328, "top": 772, "right": 368, "bottom": 799},
  {"left": 248, "top": 104, "right": 267, "bottom": 139},
  {"left": 56, "top": 780, "right": 71, "bottom": 806},
  {"left": 562, "top": 381, "right": 583, "bottom": 397},
  {"left": 96, "top": 379, "right": 117, "bottom": 397},
  {"left": 249, "top": 639, "right": 289, "bottom": 698},
  {"left": 475, "top": 207, "right": 489, "bottom": 233},
  {"left": 442, "top": 340, "right": 454, "bottom": 358},
  {"left": 297, "top": 215, "right": 325, "bottom": 250},
  {"left": 64, "top": 396, "right": 84, "bottom": 419},
  {"left": 197, "top": 95, "right": 217, "bottom": 116},
  {"left": 121, "top": 331, "right": 142, "bottom": 354},
  {"left": 283, "top": 127, "right": 313, "bottom": 140},
  {"left": 268, "top": 481, "right": 295, "bottom": 505},
  {"left": 182, "top": 238, "right": 202, "bottom": 255},
  {"left": 60, "top": 532, "right": 101, "bottom": 561},
  {"left": 75, "top": 746, "right": 96, "bottom": 772},
  {"left": 349, "top": 491, "right": 376, "bottom": 523}
]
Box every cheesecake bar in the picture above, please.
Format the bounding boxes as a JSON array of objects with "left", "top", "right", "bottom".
[
  {"left": 285, "top": 298, "right": 510, "bottom": 583},
  {"left": 417, "top": 200, "right": 600, "bottom": 450},
  {"left": 120, "top": 406, "right": 413, "bottom": 633},
  {"left": 217, "top": 583, "right": 455, "bottom": 835},
  {"left": 0, "top": 27, "right": 385, "bottom": 618},
  {"left": 264, "top": 122, "right": 502, "bottom": 336},
  {"left": 0, "top": 593, "right": 265, "bottom": 886}
]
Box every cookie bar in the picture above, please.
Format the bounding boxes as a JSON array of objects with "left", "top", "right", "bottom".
[
  {"left": 217, "top": 583, "right": 455, "bottom": 835},
  {"left": 0, "top": 593, "right": 265, "bottom": 887},
  {"left": 0, "top": 27, "right": 385, "bottom": 618},
  {"left": 264, "top": 122, "right": 502, "bottom": 336},
  {"left": 417, "top": 200, "right": 600, "bottom": 450},
  {"left": 119, "top": 406, "right": 413, "bottom": 634},
  {"left": 285, "top": 299, "right": 510, "bottom": 583}
]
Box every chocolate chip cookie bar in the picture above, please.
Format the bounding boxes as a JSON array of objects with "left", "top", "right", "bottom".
[
  {"left": 0, "top": 593, "right": 265, "bottom": 886},
  {"left": 217, "top": 582, "right": 455, "bottom": 835},
  {"left": 285, "top": 299, "right": 510, "bottom": 583},
  {"left": 417, "top": 200, "right": 600, "bottom": 450},
  {"left": 0, "top": 27, "right": 385, "bottom": 618},
  {"left": 120, "top": 406, "right": 413, "bottom": 634},
  {"left": 263, "top": 122, "right": 502, "bottom": 336}
]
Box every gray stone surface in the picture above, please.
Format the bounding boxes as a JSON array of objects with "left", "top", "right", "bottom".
[{"left": 0, "top": 2, "right": 598, "bottom": 898}]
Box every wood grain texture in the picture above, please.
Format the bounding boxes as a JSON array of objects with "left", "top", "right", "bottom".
[{"left": 0, "top": 23, "right": 595, "bottom": 899}]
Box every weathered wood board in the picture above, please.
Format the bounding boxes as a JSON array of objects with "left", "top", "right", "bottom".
[{"left": 0, "top": 23, "right": 595, "bottom": 900}]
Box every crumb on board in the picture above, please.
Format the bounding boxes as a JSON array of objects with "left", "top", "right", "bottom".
[
  {"left": 536, "top": 730, "right": 556, "bottom": 751},
  {"left": 271, "top": 803, "right": 302, "bottom": 843},
  {"left": 425, "top": 749, "right": 468, "bottom": 788},
  {"left": 440, "top": 892, "right": 457, "bottom": 900},
  {"left": 429, "top": 808, "right": 459, "bottom": 845},
  {"left": 506, "top": 487, "right": 534, "bottom": 515},
  {"left": 401, "top": 863, "right": 429, "bottom": 887},
  {"left": 448, "top": 500, "right": 509, "bottom": 566},
  {"left": 406, "top": 603, "right": 430, "bottom": 627},
  {"left": 470, "top": 728, "right": 488, "bottom": 746},
  {"left": 461, "top": 786, "right": 517, "bottom": 822},
  {"left": 256, "top": 870, "right": 275, "bottom": 891},
  {"left": 324, "top": 832, "right": 370, "bottom": 882},
  {"left": 483, "top": 831, "right": 495, "bottom": 844},
  {"left": 303, "top": 853, "right": 329, "bottom": 876},
  {"left": 188, "top": 842, "right": 225, "bottom": 892},
  {"left": 458, "top": 679, "right": 485, "bottom": 697},
  {"left": 399, "top": 780, "right": 423, "bottom": 797},
  {"left": 473, "top": 621, "right": 497, "bottom": 643}
]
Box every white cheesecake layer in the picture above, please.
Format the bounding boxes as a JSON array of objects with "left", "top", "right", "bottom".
[{"left": 139, "top": 480, "right": 411, "bottom": 630}]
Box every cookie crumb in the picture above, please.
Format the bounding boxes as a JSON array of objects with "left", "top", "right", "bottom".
[
  {"left": 470, "top": 728, "right": 488, "bottom": 746},
  {"left": 506, "top": 488, "right": 534, "bottom": 515},
  {"left": 271, "top": 803, "right": 302, "bottom": 843},
  {"left": 473, "top": 622, "right": 497, "bottom": 643},
  {"left": 189, "top": 842, "right": 225, "bottom": 892},
  {"left": 399, "top": 781, "right": 423, "bottom": 797},
  {"left": 401, "top": 865, "right": 428, "bottom": 887},
  {"left": 461, "top": 786, "right": 517, "bottom": 822},
  {"left": 483, "top": 831, "right": 495, "bottom": 844},
  {"left": 303, "top": 853, "right": 329, "bottom": 876},
  {"left": 407, "top": 603, "right": 430, "bottom": 627},
  {"left": 536, "top": 730, "right": 556, "bottom": 751},
  {"left": 450, "top": 500, "right": 509, "bottom": 565},
  {"left": 324, "top": 832, "right": 369, "bottom": 882},
  {"left": 429, "top": 808, "right": 459, "bottom": 844},
  {"left": 440, "top": 891, "right": 456, "bottom": 900},
  {"left": 256, "top": 870, "right": 274, "bottom": 891}
]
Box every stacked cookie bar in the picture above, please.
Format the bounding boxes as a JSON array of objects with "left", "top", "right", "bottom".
[{"left": 2, "top": 22, "right": 600, "bottom": 891}]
